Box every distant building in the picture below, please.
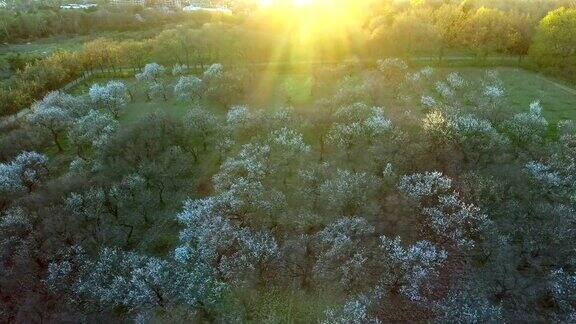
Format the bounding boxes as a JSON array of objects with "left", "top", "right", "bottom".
[
  {"left": 60, "top": 3, "right": 98, "bottom": 9},
  {"left": 159, "top": 0, "right": 182, "bottom": 8},
  {"left": 182, "top": 5, "right": 231, "bottom": 14},
  {"left": 110, "top": 0, "right": 146, "bottom": 7},
  {"left": 111, "top": 0, "right": 183, "bottom": 8}
]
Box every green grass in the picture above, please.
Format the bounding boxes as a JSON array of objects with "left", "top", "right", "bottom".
[
  {"left": 218, "top": 286, "right": 343, "bottom": 323},
  {"left": 0, "top": 36, "right": 86, "bottom": 58},
  {"left": 436, "top": 67, "right": 576, "bottom": 124}
]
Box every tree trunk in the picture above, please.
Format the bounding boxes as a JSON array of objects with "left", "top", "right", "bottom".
[{"left": 52, "top": 130, "right": 63, "bottom": 152}]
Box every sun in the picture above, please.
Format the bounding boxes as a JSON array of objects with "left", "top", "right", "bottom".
[
  {"left": 259, "top": 0, "right": 316, "bottom": 7},
  {"left": 251, "top": 0, "right": 373, "bottom": 68}
]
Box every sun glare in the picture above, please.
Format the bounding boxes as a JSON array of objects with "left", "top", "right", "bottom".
[
  {"left": 259, "top": 0, "right": 319, "bottom": 7},
  {"left": 256, "top": 0, "right": 369, "bottom": 35},
  {"left": 294, "top": 0, "right": 314, "bottom": 6}
]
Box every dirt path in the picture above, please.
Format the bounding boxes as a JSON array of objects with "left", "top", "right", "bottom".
[{"left": 536, "top": 75, "right": 576, "bottom": 96}]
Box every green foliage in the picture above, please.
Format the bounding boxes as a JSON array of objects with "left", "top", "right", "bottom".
[{"left": 530, "top": 7, "right": 576, "bottom": 82}]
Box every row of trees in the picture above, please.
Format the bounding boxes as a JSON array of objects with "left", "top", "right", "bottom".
[
  {"left": 0, "top": 5, "right": 225, "bottom": 43},
  {"left": 0, "top": 13, "right": 250, "bottom": 117},
  {"left": 364, "top": 1, "right": 574, "bottom": 60},
  {"left": 2, "top": 58, "right": 576, "bottom": 321}
]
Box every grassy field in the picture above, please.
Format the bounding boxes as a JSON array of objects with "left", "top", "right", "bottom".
[
  {"left": 68, "top": 66, "right": 576, "bottom": 127},
  {"left": 446, "top": 67, "right": 576, "bottom": 124}
]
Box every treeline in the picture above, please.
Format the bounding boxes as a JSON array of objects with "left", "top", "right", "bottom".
[
  {"left": 0, "top": 16, "right": 257, "bottom": 117},
  {"left": 363, "top": 0, "right": 575, "bottom": 58},
  {"left": 1, "top": 0, "right": 575, "bottom": 117},
  {"left": 0, "top": 5, "right": 228, "bottom": 43}
]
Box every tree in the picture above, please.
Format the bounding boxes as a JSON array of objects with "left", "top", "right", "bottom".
[
  {"left": 313, "top": 217, "right": 375, "bottom": 289},
  {"left": 0, "top": 151, "right": 48, "bottom": 196},
  {"left": 89, "top": 81, "right": 129, "bottom": 118},
  {"left": 530, "top": 8, "right": 576, "bottom": 80},
  {"left": 319, "top": 170, "right": 380, "bottom": 217},
  {"left": 503, "top": 101, "right": 548, "bottom": 145},
  {"left": 47, "top": 246, "right": 226, "bottom": 320},
  {"left": 135, "top": 63, "right": 166, "bottom": 83},
  {"left": 435, "top": 4, "right": 466, "bottom": 60},
  {"left": 379, "top": 236, "right": 447, "bottom": 302},
  {"left": 176, "top": 196, "right": 280, "bottom": 285},
  {"left": 0, "top": 163, "right": 24, "bottom": 203},
  {"left": 174, "top": 76, "right": 203, "bottom": 103},
  {"left": 226, "top": 105, "right": 254, "bottom": 131},
  {"left": 448, "top": 114, "right": 508, "bottom": 165},
  {"left": 149, "top": 82, "right": 169, "bottom": 101},
  {"left": 136, "top": 63, "right": 167, "bottom": 101},
  {"left": 118, "top": 40, "right": 151, "bottom": 72},
  {"left": 184, "top": 107, "right": 220, "bottom": 153},
  {"left": 384, "top": 10, "right": 441, "bottom": 57},
  {"left": 68, "top": 110, "right": 118, "bottom": 157},
  {"left": 399, "top": 172, "right": 489, "bottom": 248},
  {"left": 202, "top": 64, "right": 249, "bottom": 107},
  {"left": 27, "top": 97, "right": 73, "bottom": 152},
  {"left": 82, "top": 38, "right": 120, "bottom": 73},
  {"left": 438, "top": 282, "right": 503, "bottom": 323},
  {"left": 460, "top": 8, "right": 517, "bottom": 58}
]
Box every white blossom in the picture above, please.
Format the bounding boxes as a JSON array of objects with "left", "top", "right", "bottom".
[
  {"left": 399, "top": 171, "right": 452, "bottom": 200},
  {"left": 323, "top": 294, "right": 378, "bottom": 324},
  {"left": 34, "top": 91, "right": 87, "bottom": 118},
  {"left": 69, "top": 109, "right": 118, "bottom": 150},
  {"left": 47, "top": 246, "right": 226, "bottom": 316},
  {"left": 380, "top": 236, "right": 447, "bottom": 301},
  {"left": 422, "top": 192, "right": 489, "bottom": 248},
  {"left": 0, "top": 162, "right": 24, "bottom": 196},
  {"left": 435, "top": 81, "right": 453, "bottom": 98},
  {"left": 446, "top": 72, "right": 465, "bottom": 89},
  {"left": 526, "top": 161, "right": 563, "bottom": 187},
  {"left": 28, "top": 98, "right": 73, "bottom": 151},
  {"left": 314, "top": 217, "right": 375, "bottom": 287},
  {"left": 419, "top": 66, "right": 435, "bottom": 78},
  {"left": 483, "top": 85, "right": 504, "bottom": 100},
  {"left": 377, "top": 58, "right": 408, "bottom": 73},
  {"left": 89, "top": 80, "right": 129, "bottom": 117},
  {"left": 0, "top": 151, "right": 48, "bottom": 194},
  {"left": 529, "top": 100, "right": 543, "bottom": 116},
  {"left": 203, "top": 63, "right": 224, "bottom": 80},
  {"left": 135, "top": 63, "right": 166, "bottom": 83},
  {"left": 227, "top": 105, "right": 253, "bottom": 130},
  {"left": 320, "top": 170, "right": 380, "bottom": 216},
  {"left": 174, "top": 76, "right": 203, "bottom": 102},
  {"left": 364, "top": 107, "right": 392, "bottom": 135},
  {"left": 504, "top": 103, "right": 549, "bottom": 141},
  {"left": 421, "top": 95, "right": 437, "bottom": 108},
  {"left": 270, "top": 127, "right": 311, "bottom": 154},
  {"left": 449, "top": 114, "right": 508, "bottom": 150},
  {"left": 148, "top": 82, "right": 168, "bottom": 101},
  {"left": 438, "top": 283, "right": 503, "bottom": 323}
]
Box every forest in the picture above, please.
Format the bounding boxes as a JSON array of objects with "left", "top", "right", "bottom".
[{"left": 1, "top": 0, "right": 576, "bottom": 322}]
